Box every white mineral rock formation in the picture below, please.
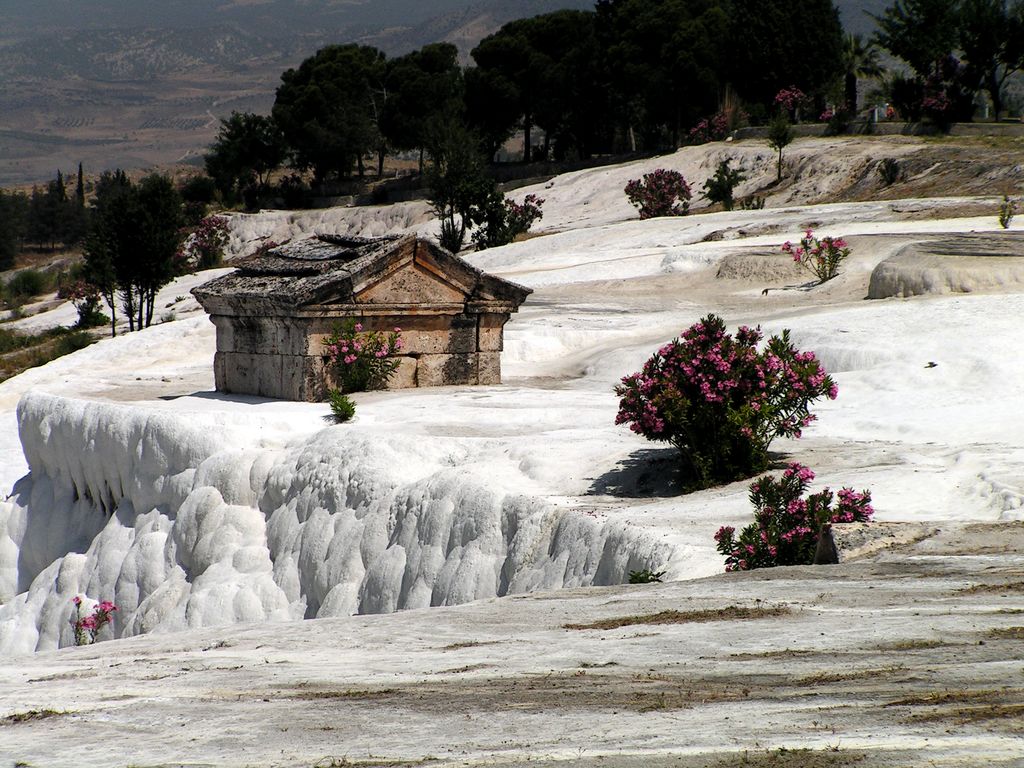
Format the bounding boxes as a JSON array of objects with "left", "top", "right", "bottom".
[{"left": 0, "top": 393, "right": 669, "bottom": 656}]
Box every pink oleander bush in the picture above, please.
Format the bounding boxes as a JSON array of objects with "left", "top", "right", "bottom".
[
  {"left": 176, "top": 215, "right": 230, "bottom": 271},
  {"left": 473, "top": 193, "right": 545, "bottom": 250},
  {"left": 714, "top": 463, "right": 874, "bottom": 571},
  {"left": 615, "top": 314, "right": 837, "bottom": 490},
  {"left": 782, "top": 228, "right": 850, "bottom": 283},
  {"left": 323, "top": 319, "right": 404, "bottom": 421},
  {"left": 624, "top": 170, "right": 691, "bottom": 219},
  {"left": 774, "top": 86, "right": 808, "bottom": 116},
  {"left": 70, "top": 596, "right": 117, "bottom": 646},
  {"left": 688, "top": 107, "right": 747, "bottom": 145}
]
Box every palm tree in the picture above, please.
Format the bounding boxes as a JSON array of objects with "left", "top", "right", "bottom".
[{"left": 842, "top": 34, "right": 884, "bottom": 115}]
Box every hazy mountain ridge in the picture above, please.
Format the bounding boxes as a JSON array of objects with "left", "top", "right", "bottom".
[
  {"left": 0, "top": 26, "right": 288, "bottom": 82},
  {"left": 0, "top": 0, "right": 879, "bottom": 186}
]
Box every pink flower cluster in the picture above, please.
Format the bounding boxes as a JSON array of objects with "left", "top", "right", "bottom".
[
  {"left": 70, "top": 595, "right": 117, "bottom": 646},
  {"left": 323, "top": 319, "right": 404, "bottom": 394},
  {"left": 715, "top": 463, "right": 874, "bottom": 571},
  {"left": 624, "top": 170, "right": 692, "bottom": 220},
  {"left": 615, "top": 314, "right": 837, "bottom": 489},
  {"left": 175, "top": 215, "right": 230, "bottom": 272},
  {"left": 774, "top": 86, "right": 807, "bottom": 112},
  {"left": 782, "top": 228, "right": 850, "bottom": 283}
]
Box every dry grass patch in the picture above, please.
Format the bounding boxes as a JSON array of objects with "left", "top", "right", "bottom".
[
  {"left": 314, "top": 759, "right": 436, "bottom": 768},
  {"left": 959, "top": 581, "right": 1024, "bottom": 595},
  {"left": 887, "top": 689, "right": 1003, "bottom": 707},
  {"left": 1, "top": 709, "right": 68, "bottom": 725},
  {"left": 796, "top": 666, "right": 905, "bottom": 686},
  {"left": 706, "top": 747, "right": 866, "bottom": 768},
  {"left": 917, "top": 703, "right": 1024, "bottom": 726},
  {"left": 874, "top": 638, "right": 949, "bottom": 651},
  {"left": 440, "top": 640, "right": 502, "bottom": 651},
  {"left": 986, "top": 626, "right": 1024, "bottom": 640},
  {"left": 288, "top": 688, "right": 399, "bottom": 701},
  {"left": 565, "top": 604, "right": 791, "bottom": 631},
  {"left": 729, "top": 648, "right": 815, "bottom": 660},
  {"left": 889, "top": 689, "right": 1024, "bottom": 727}
]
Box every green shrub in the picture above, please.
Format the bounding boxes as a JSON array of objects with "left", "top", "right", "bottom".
[
  {"left": 328, "top": 390, "right": 357, "bottom": 423},
  {"left": 628, "top": 569, "right": 665, "bottom": 584},
  {"left": 999, "top": 195, "right": 1016, "bottom": 229},
  {"left": 701, "top": 159, "right": 746, "bottom": 211},
  {"left": 767, "top": 115, "right": 793, "bottom": 182},
  {"left": 878, "top": 158, "right": 901, "bottom": 186},
  {"left": 4, "top": 269, "right": 49, "bottom": 303},
  {"left": 472, "top": 194, "right": 544, "bottom": 250}
]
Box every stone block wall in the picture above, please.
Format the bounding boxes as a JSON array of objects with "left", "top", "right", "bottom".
[{"left": 212, "top": 309, "right": 512, "bottom": 401}]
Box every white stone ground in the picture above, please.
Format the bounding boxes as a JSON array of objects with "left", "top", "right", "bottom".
[{"left": 0, "top": 139, "right": 1022, "bottom": 766}]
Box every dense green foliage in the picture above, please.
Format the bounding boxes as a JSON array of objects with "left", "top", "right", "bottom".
[
  {"left": 469, "top": 10, "right": 608, "bottom": 160},
  {"left": 727, "top": 0, "right": 845, "bottom": 111},
  {"left": 875, "top": 0, "right": 1024, "bottom": 123},
  {"left": 83, "top": 171, "right": 185, "bottom": 335},
  {"left": 272, "top": 44, "right": 388, "bottom": 183},
  {"left": 205, "top": 0, "right": 862, "bottom": 185},
  {"left": 205, "top": 112, "right": 286, "bottom": 203},
  {"left": 701, "top": 159, "right": 746, "bottom": 211},
  {"left": 841, "top": 33, "right": 883, "bottom": 115},
  {"left": 875, "top": 0, "right": 961, "bottom": 77},
  {"left": 0, "top": 190, "right": 29, "bottom": 270},
  {"left": 382, "top": 43, "right": 463, "bottom": 170},
  {"left": 425, "top": 122, "right": 496, "bottom": 253},
  {"left": 958, "top": 0, "right": 1024, "bottom": 120},
  {"left": 597, "top": 0, "right": 730, "bottom": 150}
]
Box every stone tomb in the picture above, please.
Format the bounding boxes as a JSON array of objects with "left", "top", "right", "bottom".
[{"left": 192, "top": 234, "right": 532, "bottom": 401}]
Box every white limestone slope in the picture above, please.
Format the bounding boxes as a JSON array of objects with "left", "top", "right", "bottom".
[
  {"left": 0, "top": 392, "right": 669, "bottom": 656},
  {"left": 1, "top": 138, "right": 1022, "bottom": 662}
]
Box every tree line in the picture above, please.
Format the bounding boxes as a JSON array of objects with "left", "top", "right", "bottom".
[
  {"left": 875, "top": 0, "right": 1024, "bottom": 123},
  {"left": 204, "top": 0, "right": 1024, "bottom": 201},
  {"left": 0, "top": 166, "right": 88, "bottom": 270},
  {"left": 0, "top": 165, "right": 224, "bottom": 336},
  {"left": 3, "top": 0, "right": 1023, "bottom": 333}
]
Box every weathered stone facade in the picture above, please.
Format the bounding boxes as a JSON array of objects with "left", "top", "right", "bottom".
[{"left": 192, "top": 234, "right": 531, "bottom": 401}]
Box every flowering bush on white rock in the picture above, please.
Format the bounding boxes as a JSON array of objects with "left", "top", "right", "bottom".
[{"left": 0, "top": 392, "right": 671, "bottom": 656}]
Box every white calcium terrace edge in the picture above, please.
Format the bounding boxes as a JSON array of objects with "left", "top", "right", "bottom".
[{"left": 0, "top": 143, "right": 1022, "bottom": 765}]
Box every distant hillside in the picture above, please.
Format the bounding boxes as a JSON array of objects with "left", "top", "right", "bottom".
[
  {"left": 0, "top": 0, "right": 591, "bottom": 186},
  {"left": 0, "top": 1, "right": 903, "bottom": 185}
]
